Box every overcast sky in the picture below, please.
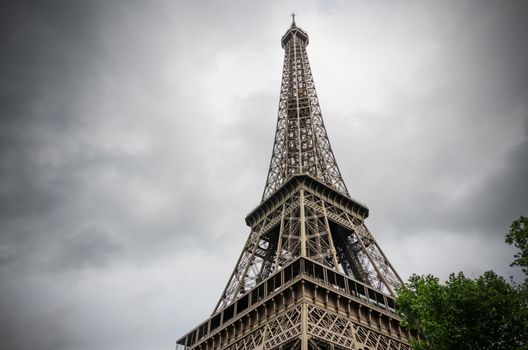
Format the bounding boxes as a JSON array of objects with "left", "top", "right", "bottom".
[{"left": 1, "top": 1, "right": 527, "bottom": 349}]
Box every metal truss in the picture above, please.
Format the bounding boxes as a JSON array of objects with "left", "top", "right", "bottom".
[
  {"left": 306, "top": 304, "right": 412, "bottom": 350},
  {"left": 225, "top": 303, "right": 412, "bottom": 350},
  {"left": 214, "top": 178, "right": 403, "bottom": 313},
  {"left": 262, "top": 22, "right": 349, "bottom": 201},
  {"left": 222, "top": 304, "right": 303, "bottom": 350},
  {"left": 181, "top": 297, "right": 411, "bottom": 350},
  {"left": 178, "top": 257, "right": 413, "bottom": 349}
]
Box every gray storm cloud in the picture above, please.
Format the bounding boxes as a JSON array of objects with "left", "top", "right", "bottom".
[{"left": 1, "top": 1, "right": 527, "bottom": 349}]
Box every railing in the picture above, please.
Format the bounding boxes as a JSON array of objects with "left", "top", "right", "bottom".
[
  {"left": 177, "top": 257, "right": 397, "bottom": 348},
  {"left": 301, "top": 259, "right": 397, "bottom": 314}
]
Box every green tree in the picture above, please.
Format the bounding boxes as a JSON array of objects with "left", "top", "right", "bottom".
[
  {"left": 397, "top": 272, "right": 527, "bottom": 350},
  {"left": 396, "top": 216, "right": 528, "bottom": 350},
  {"left": 506, "top": 215, "right": 528, "bottom": 276}
]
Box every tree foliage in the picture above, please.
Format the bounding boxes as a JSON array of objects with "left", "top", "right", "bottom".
[
  {"left": 396, "top": 216, "right": 528, "bottom": 350},
  {"left": 506, "top": 215, "right": 528, "bottom": 276},
  {"left": 397, "top": 272, "right": 527, "bottom": 350}
]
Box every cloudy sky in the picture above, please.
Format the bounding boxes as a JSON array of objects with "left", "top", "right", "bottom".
[{"left": 1, "top": 0, "right": 527, "bottom": 349}]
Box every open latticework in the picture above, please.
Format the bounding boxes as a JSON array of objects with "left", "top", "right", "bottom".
[
  {"left": 262, "top": 21, "right": 348, "bottom": 200},
  {"left": 177, "top": 19, "right": 411, "bottom": 350}
]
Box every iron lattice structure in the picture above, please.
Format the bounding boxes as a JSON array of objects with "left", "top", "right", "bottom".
[
  {"left": 177, "top": 19, "right": 413, "bottom": 350},
  {"left": 262, "top": 21, "right": 348, "bottom": 200}
]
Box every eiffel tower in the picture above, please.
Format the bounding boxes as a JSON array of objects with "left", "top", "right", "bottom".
[{"left": 177, "top": 17, "right": 414, "bottom": 350}]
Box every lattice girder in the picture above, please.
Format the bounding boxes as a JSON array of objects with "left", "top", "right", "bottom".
[
  {"left": 263, "top": 22, "right": 348, "bottom": 200},
  {"left": 177, "top": 259, "right": 413, "bottom": 350},
  {"left": 214, "top": 175, "right": 402, "bottom": 313}
]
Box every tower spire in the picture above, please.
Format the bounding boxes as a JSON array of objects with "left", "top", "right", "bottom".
[
  {"left": 263, "top": 20, "right": 348, "bottom": 200},
  {"left": 291, "top": 12, "right": 296, "bottom": 25}
]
